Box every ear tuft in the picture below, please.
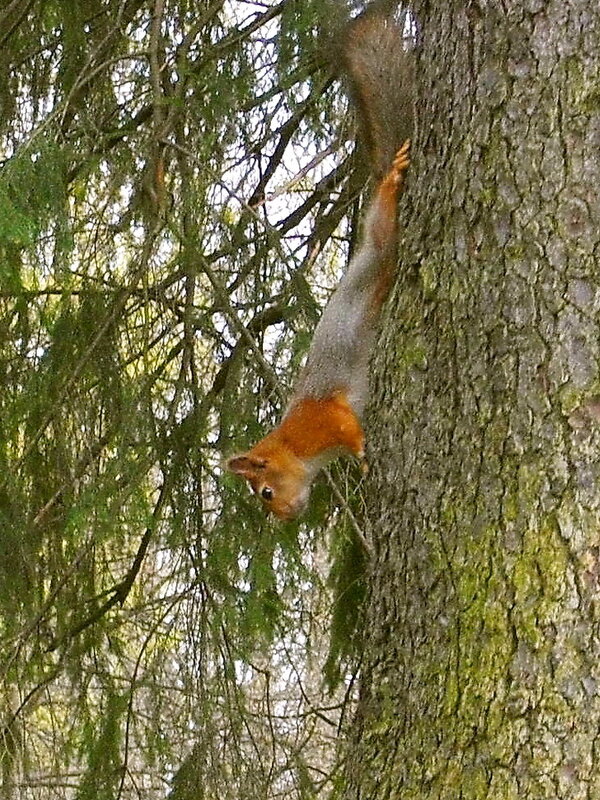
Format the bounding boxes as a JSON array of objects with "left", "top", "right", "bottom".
[{"left": 227, "top": 453, "right": 267, "bottom": 478}]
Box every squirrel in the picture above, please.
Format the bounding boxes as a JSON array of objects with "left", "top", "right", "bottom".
[{"left": 228, "top": 4, "right": 414, "bottom": 520}]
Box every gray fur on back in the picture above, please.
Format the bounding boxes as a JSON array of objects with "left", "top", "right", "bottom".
[{"left": 288, "top": 232, "right": 380, "bottom": 419}]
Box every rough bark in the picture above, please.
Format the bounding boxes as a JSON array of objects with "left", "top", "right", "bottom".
[{"left": 345, "top": 1, "right": 600, "bottom": 798}]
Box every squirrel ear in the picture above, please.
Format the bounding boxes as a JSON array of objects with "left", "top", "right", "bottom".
[{"left": 227, "top": 454, "right": 267, "bottom": 478}]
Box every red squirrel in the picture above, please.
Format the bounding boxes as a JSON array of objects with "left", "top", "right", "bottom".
[{"left": 228, "top": 6, "right": 413, "bottom": 520}]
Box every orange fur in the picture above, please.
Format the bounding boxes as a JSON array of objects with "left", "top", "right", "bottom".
[
  {"left": 370, "top": 142, "right": 409, "bottom": 312},
  {"left": 270, "top": 392, "right": 365, "bottom": 460},
  {"left": 228, "top": 392, "right": 364, "bottom": 520},
  {"left": 228, "top": 145, "right": 410, "bottom": 520},
  {"left": 227, "top": 3, "right": 412, "bottom": 520}
]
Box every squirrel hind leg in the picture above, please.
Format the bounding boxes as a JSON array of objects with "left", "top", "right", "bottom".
[
  {"left": 392, "top": 139, "right": 411, "bottom": 178},
  {"left": 369, "top": 139, "right": 410, "bottom": 256},
  {"left": 376, "top": 139, "right": 410, "bottom": 210},
  {"left": 384, "top": 139, "right": 411, "bottom": 191}
]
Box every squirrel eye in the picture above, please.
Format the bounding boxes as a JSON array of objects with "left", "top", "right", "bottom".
[{"left": 261, "top": 486, "right": 274, "bottom": 501}]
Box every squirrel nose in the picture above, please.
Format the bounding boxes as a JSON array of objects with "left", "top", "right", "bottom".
[{"left": 274, "top": 497, "right": 306, "bottom": 522}]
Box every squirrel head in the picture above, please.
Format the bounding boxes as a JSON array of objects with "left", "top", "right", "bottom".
[{"left": 227, "top": 448, "right": 309, "bottom": 520}]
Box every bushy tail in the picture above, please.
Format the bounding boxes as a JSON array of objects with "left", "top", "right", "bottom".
[{"left": 334, "top": 2, "right": 415, "bottom": 181}]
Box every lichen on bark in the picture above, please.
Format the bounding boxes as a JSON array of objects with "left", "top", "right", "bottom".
[{"left": 343, "top": 1, "right": 600, "bottom": 798}]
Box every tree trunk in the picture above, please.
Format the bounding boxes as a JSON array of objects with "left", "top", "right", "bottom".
[{"left": 345, "top": 1, "right": 600, "bottom": 797}]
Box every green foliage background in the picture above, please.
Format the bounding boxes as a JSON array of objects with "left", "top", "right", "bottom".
[{"left": 0, "top": 1, "right": 370, "bottom": 796}]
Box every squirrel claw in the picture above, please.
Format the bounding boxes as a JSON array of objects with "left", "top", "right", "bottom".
[{"left": 392, "top": 139, "right": 411, "bottom": 181}]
